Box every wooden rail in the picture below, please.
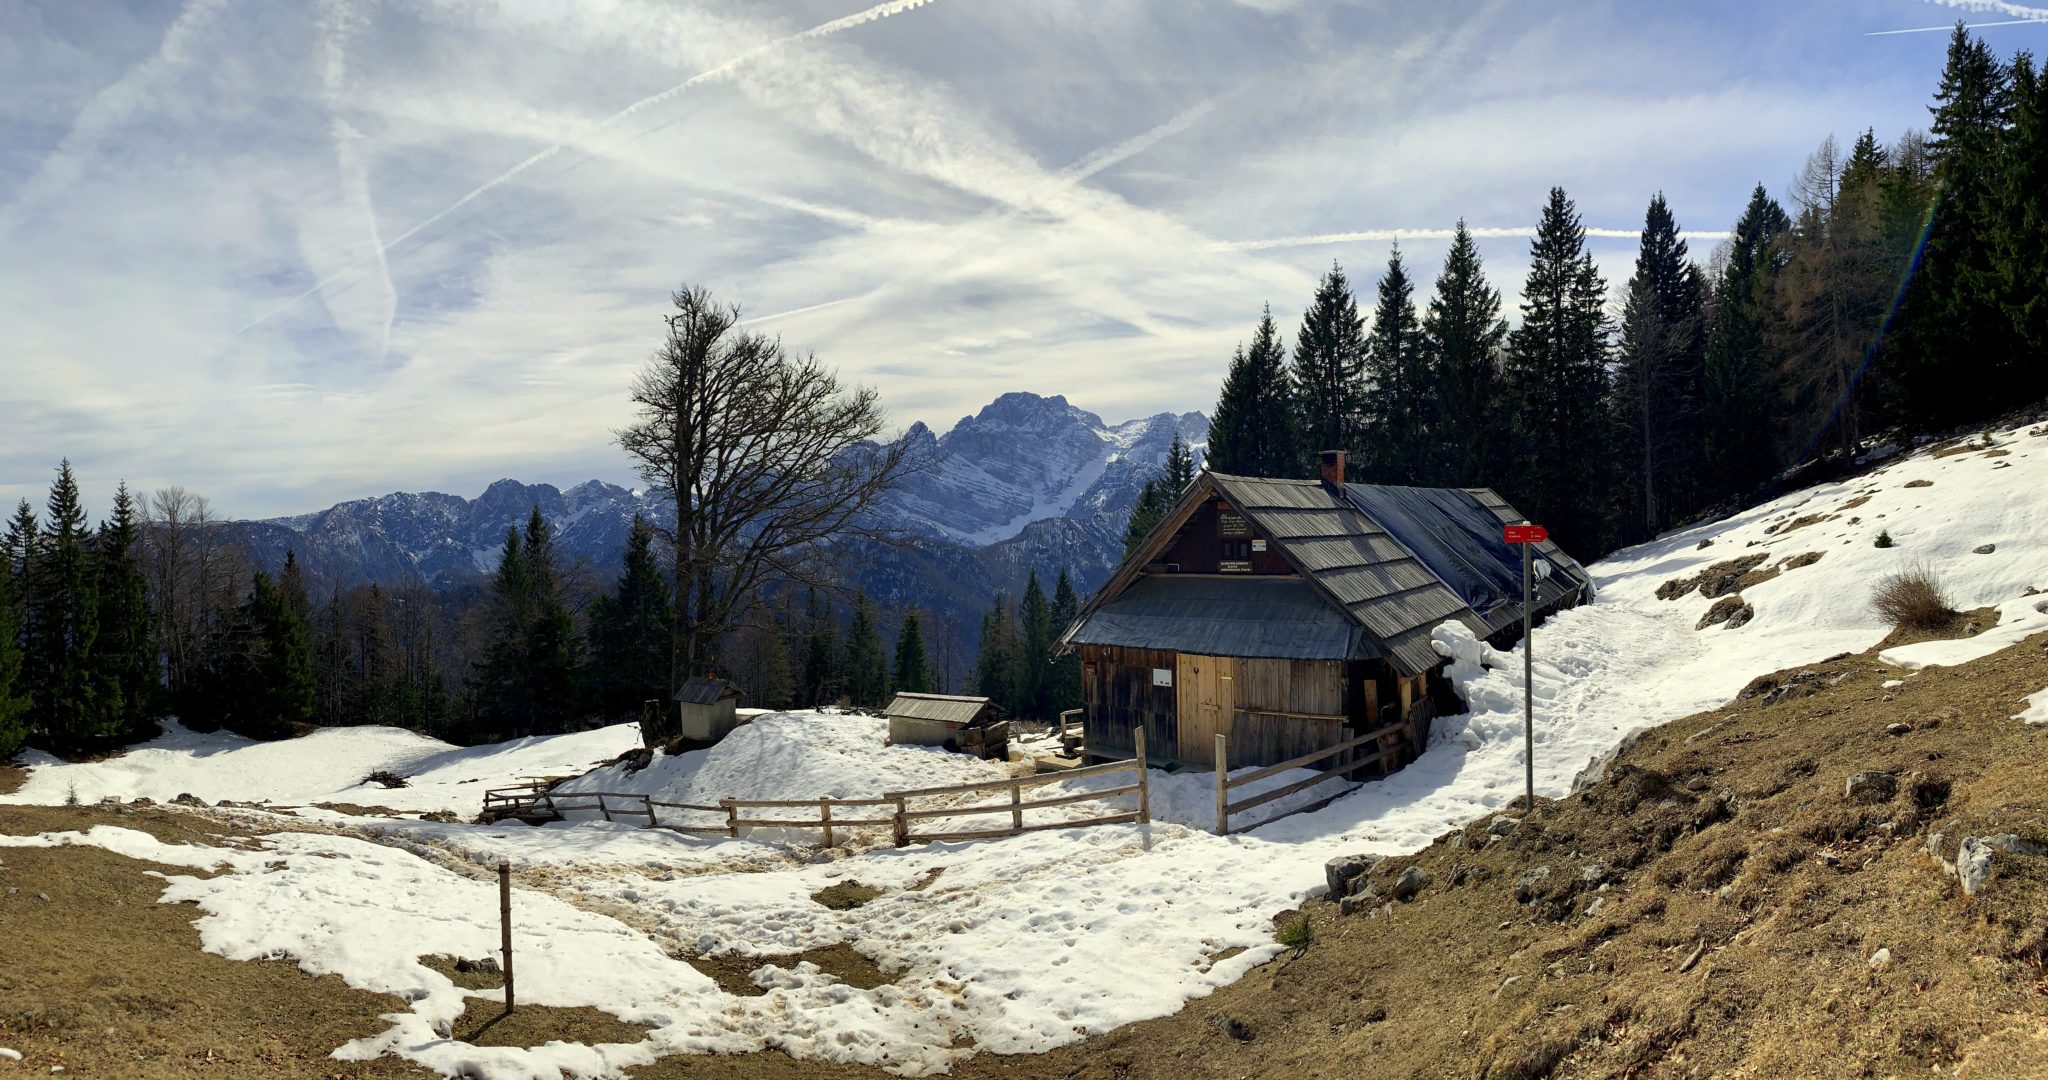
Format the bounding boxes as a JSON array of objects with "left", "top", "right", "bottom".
[
  {"left": 474, "top": 729, "right": 1151, "bottom": 850},
  {"left": 1212, "top": 720, "right": 1410, "bottom": 836}
]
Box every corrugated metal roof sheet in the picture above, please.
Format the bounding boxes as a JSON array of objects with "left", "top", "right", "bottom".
[
  {"left": 885, "top": 693, "right": 995, "bottom": 726},
  {"left": 1068, "top": 576, "right": 1371, "bottom": 661},
  {"left": 674, "top": 677, "right": 741, "bottom": 704}
]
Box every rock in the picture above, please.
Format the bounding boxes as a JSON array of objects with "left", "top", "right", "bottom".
[
  {"left": 1338, "top": 893, "right": 1372, "bottom": 917},
  {"left": 1958, "top": 836, "right": 1996, "bottom": 896},
  {"left": 1579, "top": 860, "right": 1611, "bottom": 885},
  {"left": 1581, "top": 896, "right": 1605, "bottom": 919},
  {"left": 1324, "top": 854, "right": 1382, "bottom": 900},
  {"left": 455, "top": 956, "right": 502, "bottom": 975},
  {"left": 172, "top": 793, "right": 208, "bottom": 807},
  {"left": 1207, "top": 1012, "right": 1254, "bottom": 1041},
  {"left": 1974, "top": 544, "right": 1997, "bottom": 555},
  {"left": 1987, "top": 833, "right": 2048, "bottom": 857},
  {"left": 130, "top": 797, "right": 155, "bottom": 808},
  {"left": 1390, "top": 867, "right": 1429, "bottom": 902},
  {"left": 1572, "top": 731, "right": 1650, "bottom": 791},
  {"left": 1696, "top": 595, "right": 1755, "bottom": 631},
  {"left": 1487, "top": 816, "right": 1521, "bottom": 837},
  {"left": 1514, "top": 866, "right": 1552, "bottom": 904},
  {"left": 1886, "top": 723, "right": 1912, "bottom": 737},
  {"left": 1868, "top": 947, "right": 1892, "bottom": 972},
  {"left": 612, "top": 746, "right": 656, "bottom": 773},
  {"left": 34, "top": 892, "right": 50, "bottom": 903},
  {"left": 1696, "top": 538, "right": 1714, "bottom": 549},
  {"left": 1845, "top": 771, "right": 1898, "bottom": 804},
  {"left": 1905, "top": 479, "right": 1933, "bottom": 488}
]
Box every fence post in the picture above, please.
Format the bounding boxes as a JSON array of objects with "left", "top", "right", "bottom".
[
  {"left": 498, "top": 860, "right": 515, "bottom": 1015},
  {"left": 1133, "top": 727, "right": 1150, "bottom": 825},
  {"left": 723, "top": 799, "right": 739, "bottom": 838},
  {"left": 644, "top": 796, "right": 657, "bottom": 828},
  {"left": 597, "top": 793, "right": 611, "bottom": 822},
  {"left": 892, "top": 796, "right": 908, "bottom": 847},
  {"left": 1010, "top": 783, "right": 1023, "bottom": 833},
  {"left": 820, "top": 798, "right": 834, "bottom": 849},
  {"left": 1214, "top": 733, "right": 1229, "bottom": 836}
]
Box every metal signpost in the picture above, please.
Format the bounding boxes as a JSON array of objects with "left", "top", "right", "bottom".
[{"left": 1502, "top": 523, "right": 1549, "bottom": 813}]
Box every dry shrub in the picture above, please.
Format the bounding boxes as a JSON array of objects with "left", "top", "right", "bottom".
[{"left": 1871, "top": 563, "right": 1958, "bottom": 630}]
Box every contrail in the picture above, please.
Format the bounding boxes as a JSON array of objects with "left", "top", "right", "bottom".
[
  {"left": 322, "top": 0, "right": 396, "bottom": 357},
  {"left": 1867, "top": 16, "right": 2048, "bottom": 34},
  {"left": 1216, "top": 226, "right": 1732, "bottom": 252},
  {"left": 1910, "top": 0, "right": 2048, "bottom": 16},
  {"left": 232, "top": 0, "right": 948, "bottom": 339}
]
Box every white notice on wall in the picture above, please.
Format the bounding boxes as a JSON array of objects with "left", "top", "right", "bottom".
[{"left": 1152, "top": 667, "right": 1173, "bottom": 687}]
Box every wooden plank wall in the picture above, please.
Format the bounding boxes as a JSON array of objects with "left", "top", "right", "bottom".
[
  {"left": 1175, "top": 654, "right": 1235, "bottom": 765},
  {"left": 1081, "top": 645, "right": 1177, "bottom": 760},
  {"left": 1230, "top": 658, "right": 1347, "bottom": 766}
]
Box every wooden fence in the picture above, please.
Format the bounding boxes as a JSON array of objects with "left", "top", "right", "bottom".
[
  {"left": 479, "top": 729, "right": 1150, "bottom": 849},
  {"left": 1211, "top": 720, "right": 1408, "bottom": 836}
]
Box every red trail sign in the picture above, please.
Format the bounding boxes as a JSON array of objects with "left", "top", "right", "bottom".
[{"left": 1503, "top": 524, "right": 1548, "bottom": 545}]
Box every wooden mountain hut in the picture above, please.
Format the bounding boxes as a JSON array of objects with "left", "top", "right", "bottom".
[{"left": 1056, "top": 450, "right": 1592, "bottom": 773}]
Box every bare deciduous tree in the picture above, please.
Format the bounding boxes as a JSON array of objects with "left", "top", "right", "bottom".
[{"left": 618, "top": 285, "right": 920, "bottom": 685}]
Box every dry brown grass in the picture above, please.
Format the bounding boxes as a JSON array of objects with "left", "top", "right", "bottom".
[{"left": 1873, "top": 563, "right": 1961, "bottom": 630}]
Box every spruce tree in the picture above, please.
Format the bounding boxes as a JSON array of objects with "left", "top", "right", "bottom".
[
  {"left": 1612, "top": 194, "right": 1708, "bottom": 542},
  {"left": 1906, "top": 24, "right": 2016, "bottom": 424},
  {"left": 29, "top": 461, "right": 104, "bottom": 752},
  {"left": 1291, "top": 263, "right": 1368, "bottom": 473},
  {"left": 474, "top": 508, "right": 583, "bottom": 738},
  {"left": 1360, "top": 244, "right": 1429, "bottom": 482},
  {"left": 1017, "top": 570, "right": 1054, "bottom": 720},
  {"left": 588, "top": 517, "right": 674, "bottom": 718},
  {"left": 1206, "top": 305, "right": 1298, "bottom": 476},
  {"left": 972, "top": 594, "right": 1018, "bottom": 714},
  {"left": 226, "top": 570, "right": 317, "bottom": 739},
  {"left": 1505, "top": 189, "right": 1613, "bottom": 553},
  {"left": 1123, "top": 479, "right": 1168, "bottom": 557},
  {"left": 1703, "top": 184, "right": 1792, "bottom": 500},
  {"left": 1999, "top": 51, "right": 2048, "bottom": 385},
  {"left": 1047, "top": 568, "right": 1082, "bottom": 717},
  {"left": 843, "top": 593, "right": 888, "bottom": 707},
  {"left": 3, "top": 500, "right": 37, "bottom": 582},
  {"left": 892, "top": 609, "right": 932, "bottom": 695},
  {"left": 92, "top": 482, "right": 158, "bottom": 742},
  {"left": 0, "top": 559, "right": 28, "bottom": 757},
  {"left": 754, "top": 621, "right": 795, "bottom": 710},
  {"left": 1164, "top": 433, "right": 1197, "bottom": 493},
  {"left": 800, "top": 591, "right": 842, "bottom": 707},
  {"left": 1421, "top": 221, "right": 1510, "bottom": 486}
]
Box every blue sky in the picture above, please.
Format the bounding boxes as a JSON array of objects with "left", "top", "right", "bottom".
[{"left": 2, "top": 0, "right": 2043, "bottom": 518}]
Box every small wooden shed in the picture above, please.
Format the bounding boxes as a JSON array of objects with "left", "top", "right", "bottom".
[
  {"left": 885, "top": 693, "right": 1007, "bottom": 759},
  {"left": 675, "top": 677, "right": 742, "bottom": 743}
]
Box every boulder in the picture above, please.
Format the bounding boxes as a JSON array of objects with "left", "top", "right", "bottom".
[
  {"left": 1974, "top": 544, "right": 1997, "bottom": 555},
  {"left": 1845, "top": 772, "right": 1898, "bottom": 804},
  {"left": 1514, "top": 866, "right": 1552, "bottom": 904},
  {"left": 1696, "top": 595, "right": 1755, "bottom": 631},
  {"left": 1390, "top": 867, "right": 1429, "bottom": 902},
  {"left": 455, "top": 956, "right": 501, "bottom": 975},
  {"left": 1886, "top": 723, "right": 1912, "bottom": 737},
  {"left": 1324, "top": 854, "right": 1382, "bottom": 900},
  {"left": 171, "top": 793, "right": 208, "bottom": 808}
]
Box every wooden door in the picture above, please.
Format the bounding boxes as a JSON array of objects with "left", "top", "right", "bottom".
[{"left": 1175, "top": 654, "right": 1236, "bottom": 766}]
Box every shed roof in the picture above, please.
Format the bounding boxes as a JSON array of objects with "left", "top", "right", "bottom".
[
  {"left": 885, "top": 693, "right": 995, "bottom": 726},
  {"left": 674, "top": 677, "right": 741, "bottom": 705},
  {"left": 1068, "top": 575, "right": 1370, "bottom": 661},
  {"left": 1061, "top": 472, "right": 1594, "bottom": 676}
]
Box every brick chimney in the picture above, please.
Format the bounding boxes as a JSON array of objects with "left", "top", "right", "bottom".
[{"left": 1317, "top": 449, "right": 1347, "bottom": 491}]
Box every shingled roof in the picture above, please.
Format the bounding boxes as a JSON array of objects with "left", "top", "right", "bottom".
[{"left": 1062, "top": 472, "right": 1593, "bottom": 676}]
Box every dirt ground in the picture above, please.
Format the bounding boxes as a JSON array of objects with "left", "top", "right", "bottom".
[{"left": 4, "top": 630, "right": 2047, "bottom": 1078}]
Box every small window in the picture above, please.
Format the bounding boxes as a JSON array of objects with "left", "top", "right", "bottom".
[
  {"left": 1220, "top": 539, "right": 1251, "bottom": 572},
  {"left": 1152, "top": 667, "right": 1173, "bottom": 687}
]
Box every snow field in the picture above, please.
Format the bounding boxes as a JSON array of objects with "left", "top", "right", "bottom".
[{"left": 6, "top": 420, "right": 2047, "bottom": 1077}]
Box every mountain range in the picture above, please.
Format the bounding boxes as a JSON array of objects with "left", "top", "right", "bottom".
[{"left": 224, "top": 392, "right": 1207, "bottom": 665}]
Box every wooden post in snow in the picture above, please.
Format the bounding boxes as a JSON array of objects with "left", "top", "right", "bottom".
[
  {"left": 820, "top": 798, "right": 834, "bottom": 849},
  {"left": 498, "top": 860, "right": 515, "bottom": 1015},
  {"left": 1133, "top": 727, "right": 1150, "bottom": 825},
  {"left": 1214, "top": 733, "right": 1230, "bottom": 836}
]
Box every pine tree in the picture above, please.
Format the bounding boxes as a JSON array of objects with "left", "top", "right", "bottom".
[
  {"left": 754, "top": 621, "right": 795, "bottom": 709},
  {"left": 1206, "top": 305, "right": 1298, "bottom": 477},
  {"left": 843, "top": 593, "right": 888, "bottom": 707},
  {"left": 1611, "top": 194, "right": 1708, "bottom": 542},
  {"left": 1703, "top": 184, "right": 1793, "bottom": 500},
  {"left": 588, "top": 517, "right": 674, "bottom": 718},
  {"left": 1017, "top": 570, "right": 1054, "bottom": 720},
  {"left": 1905, "top": 24, "right": 2017, "bottom": 424},
  {"left": 1291, "top": 263, "right": 1368, "bottom": 473},
  {"left": 1505, "top": 189, "right": 1614, "bottom": 553},
  {"left": 1421, "top": 221, "right": 1510, "bottom": 486},
  {"left": 892, "top": 609, "right": 932, "bottom": 695},
  {"left": 29, "top": 461, "right": 104, "bottom": 753},
  {"left": 92, "top": 482, "right": 158, "bottom": 743},
  {"left": 278, "top": 550, "right": 313, "bottom": 626},
  {"left": 2, "top": 500, "right": 37, "bottom": 583},
  {"left": 1047, "top": 568, "right": 1082, "bottom": 717},
  {"left": 1360, "top": 244, "right": 1430, "bottom": 482},
  {"left": 474, "top": 508, "right": 583, "bottom": 738}
]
